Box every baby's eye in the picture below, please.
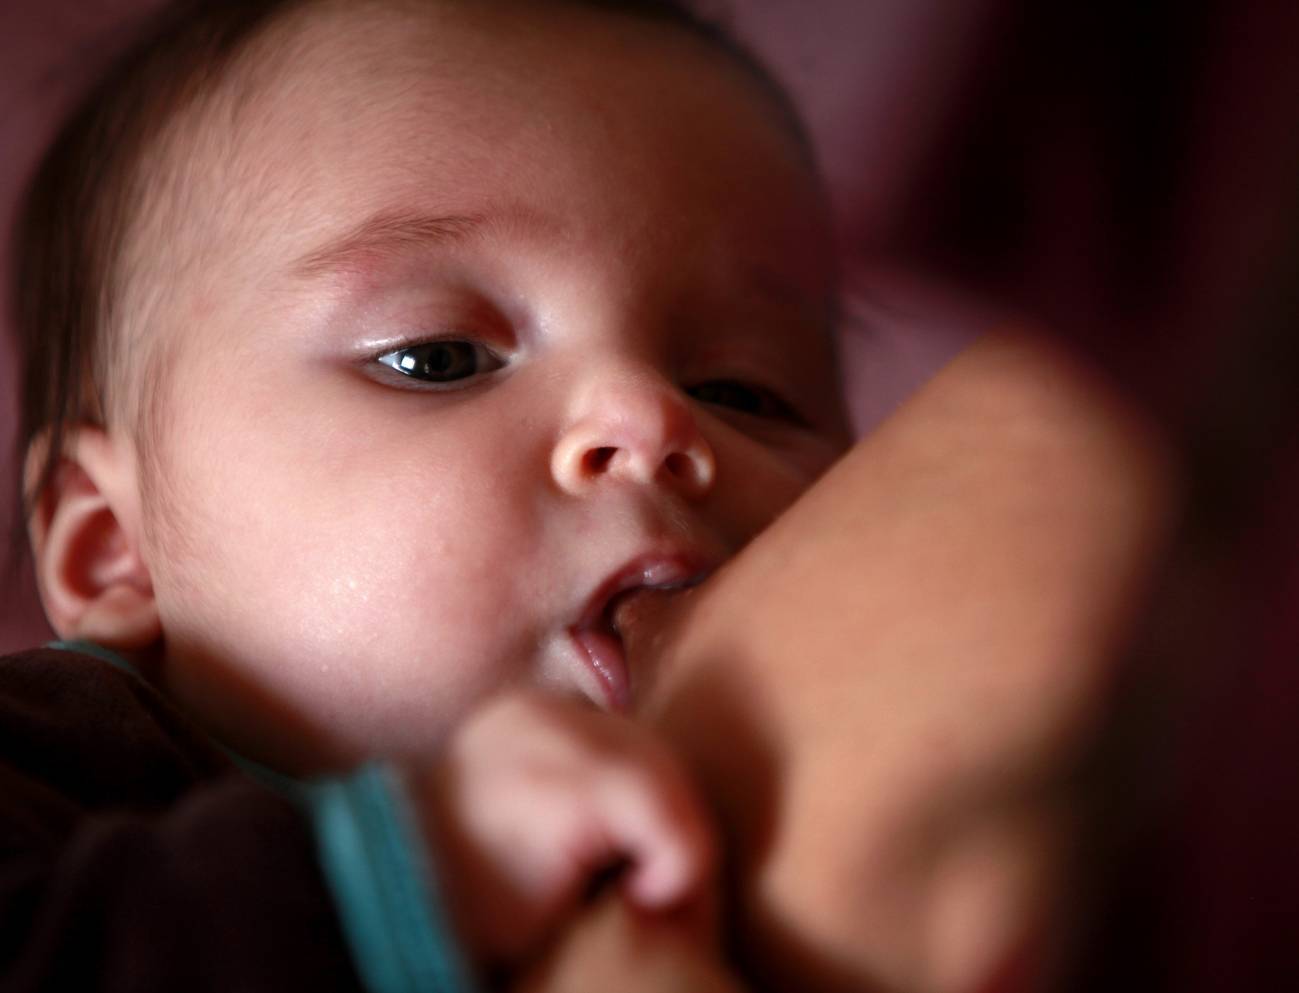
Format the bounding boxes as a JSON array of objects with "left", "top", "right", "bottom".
[
  {"left": 376, "top": 340, "right": 504, "bottom": 384},
  {"left": 687, "top": 380, "right": 801, "bottom": 423}
]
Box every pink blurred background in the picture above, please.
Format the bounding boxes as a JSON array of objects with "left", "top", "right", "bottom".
[{"left": 3, "top": 1, "right": 1298, "bottom": 989}]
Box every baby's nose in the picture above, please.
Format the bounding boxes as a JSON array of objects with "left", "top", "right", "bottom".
[{"left": 550, "top": 369, "right": 715, "bottom": 500}]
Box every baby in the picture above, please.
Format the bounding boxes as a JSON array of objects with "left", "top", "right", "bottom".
[{"left": 5, "top": 0, "right": 850, "bottom": 989}]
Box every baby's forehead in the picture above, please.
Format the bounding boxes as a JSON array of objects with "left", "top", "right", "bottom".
[
  {"left": 151, "top": 5, "right": 820, "bottom": 269},
  {"left": 191, "top": 1, "right": 811, "bottom": 220},
  {"left": 131, "top": 0, "right": 833, "bottom": 367}
]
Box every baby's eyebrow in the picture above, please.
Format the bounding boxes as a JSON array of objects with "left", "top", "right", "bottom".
[{"left": 287, "top": 206, "right": 552, "bottom": 280}]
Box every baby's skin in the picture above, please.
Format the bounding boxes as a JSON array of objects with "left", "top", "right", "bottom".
[{"left": 24, "top": 0, "right": 848, "bottom": 985}]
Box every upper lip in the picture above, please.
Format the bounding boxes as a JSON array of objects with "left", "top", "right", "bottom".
[{"left": 574, "top": 552, "right": 716, "bottom": 639}]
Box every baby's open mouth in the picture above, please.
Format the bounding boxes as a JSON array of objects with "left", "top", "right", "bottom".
[{"left": 570, "top": 556, "right": 713, "bottom": 710}]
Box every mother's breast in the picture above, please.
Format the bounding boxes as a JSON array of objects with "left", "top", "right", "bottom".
[{"left": 625, "top": 331, "right": 1176, "bottom": 993}]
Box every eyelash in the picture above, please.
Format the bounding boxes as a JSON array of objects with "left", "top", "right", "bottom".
[
  {"left": 685, "top": 380, "right": 803, "bottom": 424},
  {"left": 374, "top": 339, "right": 803, "bottom": 423}
]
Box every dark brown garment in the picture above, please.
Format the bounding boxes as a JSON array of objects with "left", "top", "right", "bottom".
[{"left": 0, "top": 647, "right": 363, "bottom": 992}]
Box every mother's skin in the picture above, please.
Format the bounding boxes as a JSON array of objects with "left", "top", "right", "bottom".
[{"left": 539, "top": 331, "right": 1174, "bottom": 993}]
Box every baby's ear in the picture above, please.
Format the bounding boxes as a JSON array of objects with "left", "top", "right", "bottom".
[{"left": 25, "top": 426, "right": 160, "bottom": 650}]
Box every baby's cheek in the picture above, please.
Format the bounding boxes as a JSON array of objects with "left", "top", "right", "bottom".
[
  {"left": 225, "top": 505, "right": 544, "bottom": 753},
  {"left": 712, "top": 444, "right": 830, "bottom": 553}
]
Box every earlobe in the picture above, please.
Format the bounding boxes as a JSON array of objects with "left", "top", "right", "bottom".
[{"left": 26, "top": 427, "right": 160, "bottom": 650}]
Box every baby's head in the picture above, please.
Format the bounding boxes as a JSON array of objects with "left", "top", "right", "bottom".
[{"left": 13, "top": 0, "right": 850, "bottom": 771}]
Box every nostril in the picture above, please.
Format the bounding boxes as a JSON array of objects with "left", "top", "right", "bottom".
[
  {"left": 665, "top": 451, "right": 712, "bottom": 493},
  {"left": 585, "top": 446, "right": 617, "bottom": 474},
  {"left": 664, "top": 451, "right": 694, "bottom": 481}
]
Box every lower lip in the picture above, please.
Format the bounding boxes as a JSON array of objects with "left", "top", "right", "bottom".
[{"left": 570, "top": 627, "right": 631, "bottom": 712}]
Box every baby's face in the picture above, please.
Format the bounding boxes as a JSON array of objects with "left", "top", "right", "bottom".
[{"left": 135, "top": 1, "right": 848, "bottom": 770}]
